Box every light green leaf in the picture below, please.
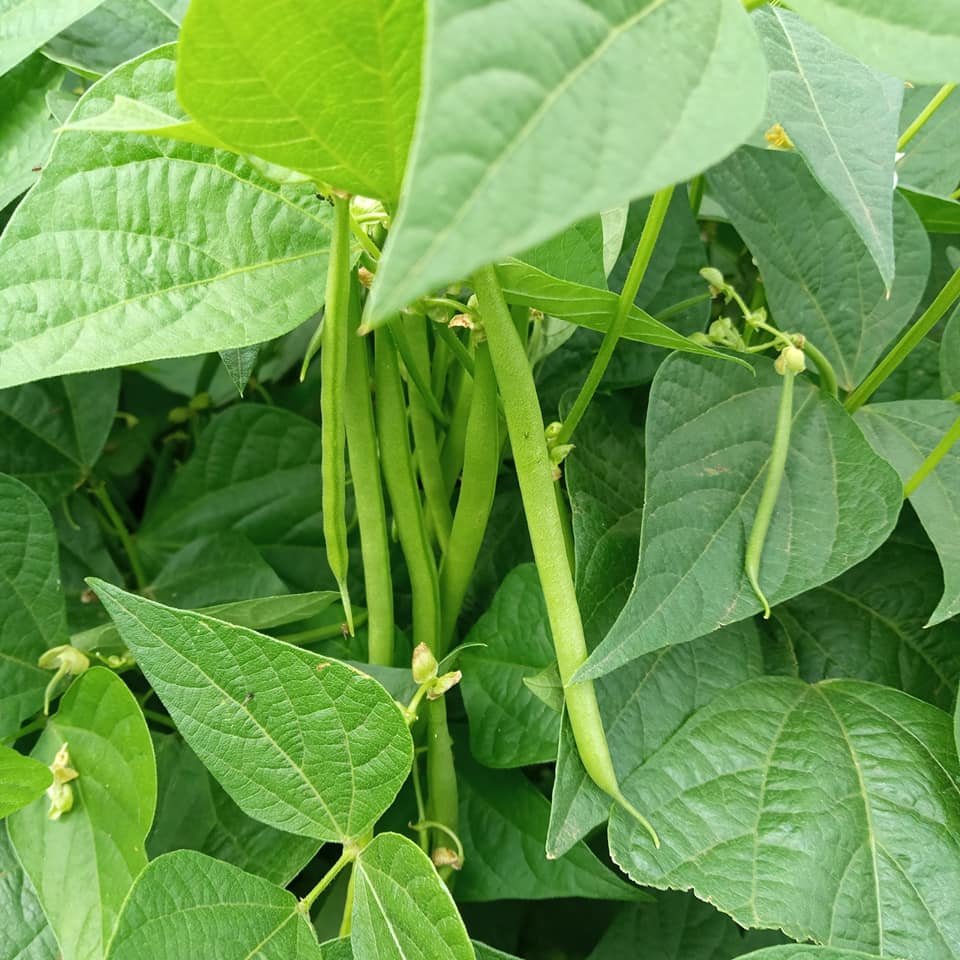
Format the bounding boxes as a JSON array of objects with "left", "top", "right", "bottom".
[
  {"left": 352, "top": 832, "right": 474, "bottom": 960},
  {"left": 137, "top": 404, "right": 325, "bottom": 590},
  {"left": 773, "top": 531, "right": 960, "bottom": 709},
  {"left": 0, "top": 0, "right": 105, "bottom": 75},
  {"left": 942, "top": 306, "right": 960, "bottom": 397},
  {"left": 578, "top": 354, "right": 903, "bottom": 681},
  {"left": 902, "top": 188, "right": 960, "bottom": 234},
  {"left": 8, "top": 668, "right": 156, "bottom": 960},
  {"left": 609, "top": 677, "right": 960, "bottom": 959},
  {"left": 105, "top": 850, "right": 323, "bottom": 960},
  {"left": 43, "top": 0, "right": 181, "bottom": 77},
  {"left": 586, "top": 892, "right": 789, "bottom": 960},
  {"left": 148, "top": 734, "right": 320, "bottom": 887},
  {"left": 708, "top": 148, "right": 930, "bottom": 391},
  {"left": 319, "top": 938, "right": 512, "bottom": 960},
  {"left": 738, "top": 950, "right": 888, "bottom": 960},
  {"left": 456, "top": 751, "right": 641, "bottom": 903},
  {"left": 176, "top": 0, "right": 423, "bottom": 201},
  {"left": 0, "top": 54, "right": 64, "bottom": 211},
  {"left": 0, "top": 744, "right": 51, "bottom": 819},
  {"left": 91, "top": 581, "right": 413, "bottom": 843},
  {"left": 785, "top": 0, "right": 960, "bottom": 83},
  {"left": 0, "top": 45, "right": 334, "bottom": 389},
  {"left": 0, "top": 826, "right": 57, "bottom": 960},
  {"left": 753, "top": 6, "right": 902, "bottom": 287},
  {"left": 0, "top": 370, "right": 120, "bottom": 503},
  {"left": 220, "top": 344, "right": 259, "bottom": 394},
  {"left": 367, "top": 0, "right": 767, "bottom": 320},
  {"left": 0, "top": 474, "right": 67, "bottom": 738},
  {"left": 601, "top": 206, "right": 630, "bottom": 278},
  {"left": 520, "top": 217, "right": 606, "bottom": 288},
  {"left": 522, "top": 662, "right": 563, "bottom": 713},
  {"left": 460, "top": 565, "right": 560, "bottom": 768},
  {"left": 897, "top": 85, "right": 960, "bottom": 196},
  {"left": 857, "top": 400, "right": 960, "bottom": 624}
]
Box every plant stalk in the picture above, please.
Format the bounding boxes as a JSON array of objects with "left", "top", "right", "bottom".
[
  {"left": 903, "top": 414, "right": 960, "bottom": 497},
  {"left": 90, "top": 482, "right": 147, "bottom": 590},
  {"left": 898, "top": 83, "right": 957, "bottom": 151}
]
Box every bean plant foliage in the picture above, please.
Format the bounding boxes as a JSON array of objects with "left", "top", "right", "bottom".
[{"left": 1, "top": 1, "right": 960, "bottom": 958}]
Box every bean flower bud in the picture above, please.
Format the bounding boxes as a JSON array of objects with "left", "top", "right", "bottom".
[
  {"left": 412, "top": 643, "right": 438, "bottom": 685},
  {"left": 775, "top": 345, "right": 806, "bottom": 376}
]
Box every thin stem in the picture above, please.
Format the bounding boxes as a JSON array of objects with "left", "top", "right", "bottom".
[
  {"left": 90, "top": 482, "right": 147, "bottom": 590},
  {"left": 343, "top": 278, "right": 394, "bottom": 666},
  {"left": 143, "top": 708, "right": 177, "bottom": 730},
  {"left": 432, "top": 321, "right": 476, "bottom": 378},
  {"left": 688, "top": 175, "right": 704, "bottom": 216},
  {"left": 339, "top": 863, "right": 358, "bottom": 937},
  {"left": 656, "top": 291, "right": 711, "bottom": 322},
  {"left": 903, "top": 414, "right": 960, "bottom": 497},
  {"left": 2, "top": 714, "right": 46, "bottom": 746},
  {"left": 281, "top": 611, "right": 368, "bottom": 645},
  {"left": 387, "top": 317, "right": 450, "bottom": 427},
  {"left": 556, "top": 186, "right": 674, "bottom": 445},
  {"left": 846, "top": 264, "right": 960, "bottom": 412},
  {"left": 438, "top": 341, "right": 499, "bottom": 653},
  {"left": 409, "top": 820, "right": 464, "bottom": 866},
  {"left": 798, "top": 337, "right": 838, "bottom": 400},
  {"left": 473, "top": 264, "right": 658, "bottom": 847},
  {"left": 440, "top": 367, "right": 474, "bottom": 498},
  {"left": 898, "top": 83, "right": 957, "bottom": 151},
  {"left": 299, "top": 847, "right": 354, "bottom": 913},
  {"left": 410, "top": 750, "right": 430, "bottom": 853},
  {"left": 349, "top": 215, "right": 382, "bottom": 262},
  {"left": 423, "top": 297, "right": 475, "bottom": 317}
]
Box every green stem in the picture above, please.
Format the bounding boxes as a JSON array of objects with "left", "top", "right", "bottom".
[
  {"left": 846, "top": 265, "right": 960, "bottom": 412},
  {"left": 344, "top": 279, "right": 394, "bottom": 666},
  {"left": 473, "top": 264, "right": 658, "bottom": 847},
  {"left": 339, "top": 863, "right": 358, "bottom": 937},
  {"left": 411, "top": 748, "right": 430, "bottom": 852},
  {"left": 423, "top": 297, "right": 475, "bottom": 317},
  {"left": 90, "top": 482, "right": 146, "bottom": 590},
  {"left": 688, "top": 175, "right": 705, "bottom": 216},
  {"left": 903, "top": 414, "right": 960, "bottom": 497},
  {"left": 798, "top": 337, "right": 838, "bottom": 400},
  {"left": 440, "top": 366, "right": 474, "bottom": 498},
  {"left": 387, "top": 316, "right": 450, "bottom": 427},
  {"left": 898, "top": 83, "right": 957, "bottom": 151},
  {"left": 745, "top": 370, "right": 795, "bottom": 619},
  {"left": 2, "top": 714, "right": 47, "bottom": 746},
  {"left": 656, "top": 291, "right": 711, "bottom": 322},
  {"left": 282, "top": 611, "right": 368, "bottom": 646},
  {"left": 438, "top": 341, "right": 500, "bottom": 653},
  {"left": 349, "top": 215, "right": 382, "bottom": 262},
  {"left": 409, "top": 820, "right": 464, "bottom": 866},
  {"left": 319, "top": 194, "right": 354, "bottom": 634},
  {"left": 556, "top": 186, "right": 674, "bottom": 445},
  {"left": 432, "top": 321, "right": 476, "bottom": 378},
  {"left": 426, "top": 696, "right": 459, "bottom": 877},
  {"left": 299, "top": 847, "right": 355, "bottom": 913}
]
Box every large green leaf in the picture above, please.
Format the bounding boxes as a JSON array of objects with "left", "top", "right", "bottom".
[
  {"left": 578, "top": 355, "right": 902, "bottom": 680},
  {"left": 708, "top": 148, "right": 930, "bottom": 391},
  {"left": 753, "top": 7, "right": 902, "bottom": 287},
  {"left": 785, "top": 0, "right": 960, "bottom": 83},
  {"left": 521, "top": 216, "right": 606, "bottom": 289},
  {"left": 738, "top": 950, "right": 888, "bottom": 960},
  {"left": 456, "top": 751, "right": 640, "bottom": 903},
  {"left": 177, "top": 0, "right": 423, "bottom": 201},
  {"left": 91, "top": 581, "right": 413, "bottom": 844},
  {"left": 943, "top": 306, "right": 960, "bottom": 397},
  {"left": 0, "top": 744, "right": 51, "bottom": 819},
  {"left": 105, "top": 850, "right": 323, "bottom": 960},
  {"left": 857, "top": 400, "right": 960, "bottom": 624},
  {"left": 0, "top": 0, "right": 105, "bottom": 75},
  {"left": 460, "top": 565, "right": 559, "bottom": 768},
  {"left": 137, "top": 404, "right": 325, "bottom": 589},
  {"left": 0, "top": 45, "right": 334, "bottom": 389},
  {"left": 8, "top": 668, "right": 156, "bottom": 960},
  {"left": 772, "top": 530, "right": 960, "bottom": 709},
  {"left": 367, "top": 0, "right": 767, "bottom": 320},
  {"left": 352, "top": 832, "right": 474, "bottom": 960},
  {"left": 0, "top": 474, "right": 67, "bottom": 738},
  {"left": 0, "top": 370, "right": 120, "bottom": 503},
  {"left": 0, "top": 826, "right": 56, "bottom": 960},
  {"left": 609, "top": 677, "right": 960, "bottom": 958},
  {"left": 148, "top": 734, "right": 320, "bottom": 886},
  {"left": 43, "top": 0, "right": 181, "bottom": 77},
  {"left": 0, "top": 54, "right": 64, "bottom": 211},
  {"left": 902, "top": 188, "right": 960, "bottom": 235},
  {"left": 897, "top": 85, "right": 960, "bottom": 196}
]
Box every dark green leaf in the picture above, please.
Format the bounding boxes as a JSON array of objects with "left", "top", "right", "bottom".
[
  {"left": 903, "top": 188, "right": 960, "bottom": 234},
  {"left": 897, "top": 85, "right": 960, "bottom": 196},
  {"left": 609, "top": 677, "right": 960, "bottom": 958},
  {"left": 738, "top": 949, "right": 889, "bottom": 960},
  {"left": 870, "top": 335, "right": 944, "bottom": 402},
  {"left": 105, "top": 850, "right": 323, "bottom": 960},
  {"left": 0, "top": 744, "right": 51, "bottom": 819},
  {"left": 92, "top": 581, "right": 413, "bottom": 843},
  {"left": 0, "top": 826, "right": 56, "bottom": 960},
  {"left": 8, "top": 668, "right": 156, "bottom": 960},
  {"left": 942, "top": 306, "right": 960, "bottom": 398}
]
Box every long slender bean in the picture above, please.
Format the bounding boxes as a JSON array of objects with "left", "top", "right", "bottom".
[
  {"left": 426, "top": 696, "right": 458, "bottom": 876},
  {"left": 440, "top": 365, "right": 474, "bottom": 498}
]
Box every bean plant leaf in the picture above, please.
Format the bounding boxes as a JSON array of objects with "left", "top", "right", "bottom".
[
  {"left": 137, "top": 404, "right": 325, "bottom": 589},
  {"left": 737, "top": 950, "right": 890, "bottom": 960},
  {"left": 148, "top": 734, "right": 320, "bottom": 887},
  {"left": 0, "top": 744, "right": 52, "bottom": 819},
  {"left": 0, "top": 0, "right": 105, "bottom": 75},
  {"left": 0, "top": 827, "right": 57, "bottom": 960},
  {"left": 896, "top": 84, "right": 960, "bottom": 196},
  {"left": 8, "top": 668, "right": 156, "bottom": 960},
  {"left": 753, "top": 7, "right": 902, "bottom": 287},
  {"left": 0, "top": 54, "right": 64, "bottom": 211},
  {"left": 91, "top": 581, "right": 413, "bottom": 843},
  {"left": 902, "top": 189, "right": 960, "bottom": 235},
  {"left": 105, "top": 850, "right": 323, "bottom": 960},
  {"left": 460, "top": 565, "right": 560, "bottom": 768},
  {"left": 320, "top": 938, "right": 510, "bottom": 960},
  {"left": 367, "top": 0, "right": 767, "bottom": 321},
  {"left": 708, "top": 148, "right": 930, "bottom": 391},
  {"left": 578, "top": 354, "right": 903, "bottom": 681},
  {"left": 352, "top": 832, "right": 475, "bottom": 960},
  {"left": 176, "top": 0, "right": 423, "bottom": 201},
  {"left": 785, "top": 0, "right": 960, "bottom": 83},
  {"left": 43, "top": 0, "right": 181, "bottom": 77},
  {"left": 220, "top": 344, "right": 259, "bottom": 394},
  {"left": 942, "top": 307, "right": 960, "bottom": 398},
  {"left": 0, "top": 45, "right": 334, "bottom": 390},
  {"left": 520, "top": 217, "right": 606, "bottom": 289},
  {"left": 0, "top": 474, "right": 67, "bottom": 738},
  {"left": 772, "top": 532, "right": 960, "bottom": 709},
  {"left": 0, "top": 370, "right": 120, "bottom": 503},
  {"left": 857, "top": 400, "right": 960, "bottom": 624},
  {"left": 456, "top": 751, "right": 641, "bottom": 903},
  {"left": 609, "top": 677, "right": 960, "bottom": 958}
]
